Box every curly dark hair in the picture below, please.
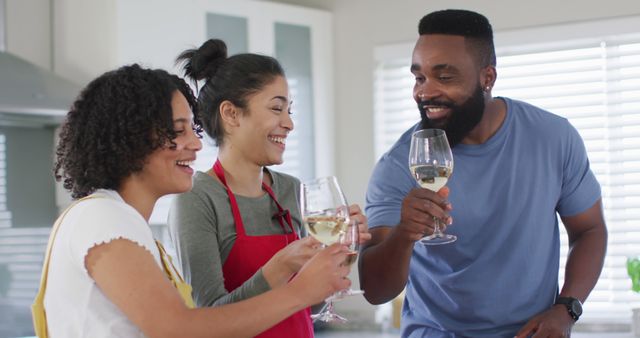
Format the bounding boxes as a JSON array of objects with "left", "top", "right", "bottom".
[
  {"left": 54, "top": 64, "right": 201, "bottom": 198},
  {"left": 176, "top": 39, "right": 284, "bottom": 146}
]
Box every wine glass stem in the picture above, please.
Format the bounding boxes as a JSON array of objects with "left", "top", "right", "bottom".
[
  {"left": 433, "top": 216, "right": 443, "bottom": 237},
  {"left": 326, "top": 300, "right": 335, "bottom": 313}
]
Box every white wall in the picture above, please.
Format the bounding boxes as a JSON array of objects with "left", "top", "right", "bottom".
[
  {"left": 5, "top": 0, "right": 51, "bottom": 70},
  {"left": 52, "top": 0, "right": 117, "bottom": 86},
  {"left": 5, "top": 0, "right": 117, "bottom": 86},
  {"left": 327, "top": 0, "right": 640, "bottom": 207}
]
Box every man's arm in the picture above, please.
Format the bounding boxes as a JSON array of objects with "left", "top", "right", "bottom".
[
  {"left": 359, "top": 227, "right": 414, "bottom": 304},
  {"left": 515, "top": 199, "right": 607, "bottom": 337},
  {"left": 558, "top": 198, "right": 607, "bottom": 303},
  {"left": 359, "top": 187, "right": 452, "bottom": 305}
]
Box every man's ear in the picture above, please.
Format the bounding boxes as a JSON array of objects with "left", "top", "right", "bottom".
[
  {"left": 219, "top": 100, "right": 241, "bottom": 127},
  {"left": 481, "top": 65, "right": 497, "bottom": 92}
]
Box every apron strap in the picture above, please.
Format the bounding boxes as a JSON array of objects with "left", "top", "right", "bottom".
[
  {"left": 155, "top": 240, "right": 195, "bottom": 308},
  {"left": 213, "top": 159, "right": 296, "bottom": 237},
  {"left": 32, "top": 195, "right": 99, "bottom": 338},
  {"left": 213, "top": 160, "right": 247, "bottom": 236},
  {"left": 261, "top": 183, "right": 295, "bottom": 235}
]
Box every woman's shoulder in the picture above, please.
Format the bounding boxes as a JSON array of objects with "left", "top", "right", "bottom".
[
  {"left": 58, "top": 190, "right": 158, "bottom": 264},
  {"left": 176, "top": 171, "right": 226, "bottom": 201},
  {"left": 69, "top": 190, "right": 140, "bottom": 221},
  {"left": 266, "top": 168, "right": 301, "bottom": 188},
  {"left": 65, "top": 191, "right": 149, "bottom": 235},
  {"left": 192, "top": 171, "right": 227, "bottom": 192}
]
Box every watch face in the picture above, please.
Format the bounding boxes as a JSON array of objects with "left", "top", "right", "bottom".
[{"left": 571, "top": 300, "right": 583, "bottom": 316}]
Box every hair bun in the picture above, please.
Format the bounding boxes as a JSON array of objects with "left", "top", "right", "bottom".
[
  {"left": 192, "top": 39, "right": 227, "bottom": 78},
  {"left": 177, "top": 39, "right": 228, "bottom": 81}
]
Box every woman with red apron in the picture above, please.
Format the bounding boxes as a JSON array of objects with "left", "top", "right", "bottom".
[
  {"left": 169, "top": 38, "right": 368, "bottom": 338},
  {"left": 170, "top": 39, "right": 318, "bottom": 338}
]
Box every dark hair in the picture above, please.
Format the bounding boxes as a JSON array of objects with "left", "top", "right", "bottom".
[
  {"left": 54, "top": 64, "right": 201, "bottom": 198},
  {"left": 418, "top": 9, "right": 496, "bottom": 67},
  {"left": 176, "top": 39, "right": 285, "bottom": 146}
]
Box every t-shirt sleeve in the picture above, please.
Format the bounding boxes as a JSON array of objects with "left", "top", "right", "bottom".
[
  {"left": 67, "top": 199, "right": 158, "bottom": 275},
  {"left": 365, "top": 153, "right": 416, "bottom": 229},
  {"left": 556, "top": 120, "right": 602, "bottom": 216},
  {"left": 168, "top": 189, "right": 270, "bottom": 307}
]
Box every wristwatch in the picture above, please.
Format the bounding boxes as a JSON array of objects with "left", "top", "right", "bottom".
[{"left": 554, "top": 296, "right": 583, "bottom": 321}]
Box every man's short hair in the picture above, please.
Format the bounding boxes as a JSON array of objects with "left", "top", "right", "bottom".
[{"left": 418, "top": 9, "right": 496, "bottom": 67}]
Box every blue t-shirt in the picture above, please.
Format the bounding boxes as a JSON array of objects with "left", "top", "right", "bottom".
[{"left": 365, "top": 97, "right": 601, "bottom": 338}]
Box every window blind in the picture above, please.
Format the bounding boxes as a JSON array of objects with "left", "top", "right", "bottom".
[
  {"left": 373, "top": 32, "right": 640, "bottom": 324},
  {"left": 494, "top": 34, "right": 640, "bottom": 324}
]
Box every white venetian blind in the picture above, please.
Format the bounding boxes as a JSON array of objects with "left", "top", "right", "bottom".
[
  {"left": 373, "top": 26, "right": 640, "bottom": 324},
  {"left": 493, "top": 34, "right": 640, "bottom": 324},
  {"left": 374, "top": 52, "right": 417, "bottom": 160}
]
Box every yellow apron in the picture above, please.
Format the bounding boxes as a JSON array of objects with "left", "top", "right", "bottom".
[
  {"left": 31, "top": 197, "right": 194, "bottom": 338},
  {"left": 155, "top": 239, "right": 195, "bottom": 309}
]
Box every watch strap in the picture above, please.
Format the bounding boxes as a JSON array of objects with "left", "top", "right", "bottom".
[{"left": 554, "top": 296, "right": 582, "bottom": 321}]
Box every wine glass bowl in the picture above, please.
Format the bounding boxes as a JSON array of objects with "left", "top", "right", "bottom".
[
  {"left": 300, "top": 176, "right": 350, "bottom": 246},
  {"left": 408, "top": 129, "right": 456, "bottom": 245}
]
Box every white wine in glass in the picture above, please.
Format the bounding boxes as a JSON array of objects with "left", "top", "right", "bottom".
[
  {"left": 304, "top": 215, "right": 347, "bottom": 246},
  {"left": 408, "top": 128, "right": 456, "bottom": 245},
  {"left": 410, "top": 165, "right": 452, "bottom": 192}
]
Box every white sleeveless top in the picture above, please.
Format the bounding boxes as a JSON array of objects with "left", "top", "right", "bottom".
[{"left": 43, "top": 189, "right": 161, "bottom": 338}]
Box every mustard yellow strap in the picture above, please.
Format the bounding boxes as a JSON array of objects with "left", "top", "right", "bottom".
[
  {"left": 155, "top": 240, "right": 195, "bottom": 308},
  {"left": 155, "top": 240, "right": 185, "bottom": 283},
  {"left": 32, "top": 196, "right": 98, "bottom": 338}
]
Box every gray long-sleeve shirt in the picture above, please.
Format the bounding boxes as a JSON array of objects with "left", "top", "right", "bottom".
[{"left": 167, "top": 169, "right": 303, "bottom": 307}]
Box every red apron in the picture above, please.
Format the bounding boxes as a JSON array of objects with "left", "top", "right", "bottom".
[{"left": 214, "top": 160, "right": 314, "bottom": 338}]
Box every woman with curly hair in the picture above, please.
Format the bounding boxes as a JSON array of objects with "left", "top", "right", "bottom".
[
  {"left": 168, "top": 39, "right": 371, "bottom": 337},
  {"left": 37, "top": 64, "right": 352, "bottom": 338}
]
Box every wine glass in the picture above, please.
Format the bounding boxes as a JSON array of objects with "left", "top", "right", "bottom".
[
  {"left": 331, "top": 219, "right": 364, "bottom": 299},
  {"left": 408, "top": 128, "right": 456, "bottom": 245},
  {"left": 300, "top": 176, "right": 352, "bottom": 322}
]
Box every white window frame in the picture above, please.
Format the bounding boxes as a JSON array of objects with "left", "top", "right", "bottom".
[{"left": 0, "top": 0, "right": 6, "bottom": 52}]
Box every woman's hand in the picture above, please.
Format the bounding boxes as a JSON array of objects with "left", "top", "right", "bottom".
[
  {"left": 348, "top": 204, "right": 372, "bottom": 245},
  {"left": 262, "top": 236, "right": 321, "bottom": 288},
  {"left": 288, "top": 243, "right": 351, "bottom": 305}
]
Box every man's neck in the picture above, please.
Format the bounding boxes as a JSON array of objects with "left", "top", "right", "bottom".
[{"left": 461, "top": 97, "right": 506, "bottom": 145}]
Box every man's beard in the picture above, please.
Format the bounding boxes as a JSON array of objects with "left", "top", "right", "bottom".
[{"left": 418, "top": 84, "right": 485, "bottom": 147}]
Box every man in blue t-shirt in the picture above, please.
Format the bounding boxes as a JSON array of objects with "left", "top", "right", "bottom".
[{"left": 360, "top": 9, "right": 607, "bottom": 338}]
